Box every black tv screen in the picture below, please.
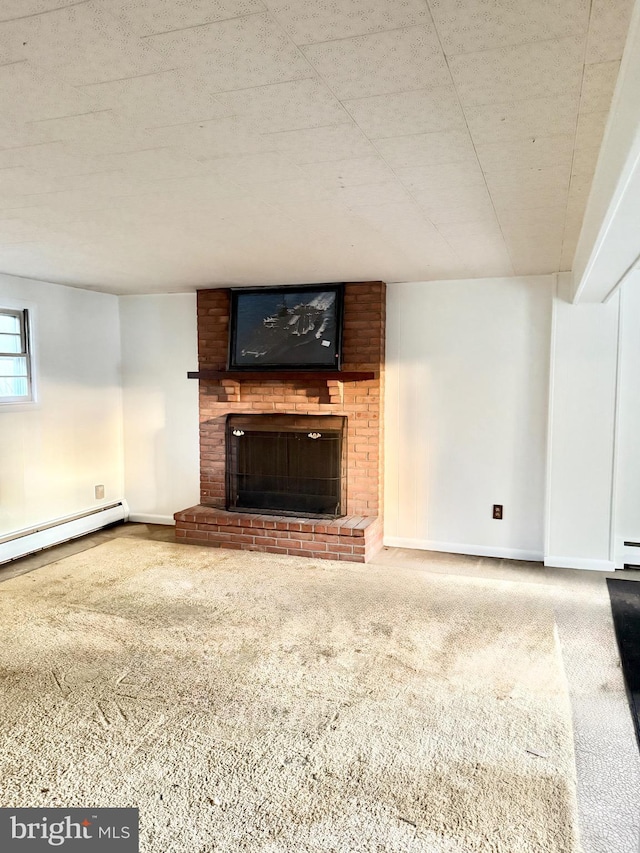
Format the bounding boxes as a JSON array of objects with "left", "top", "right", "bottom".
[{"left": 228, "top": 284, "right": 344, "bottom": 371}]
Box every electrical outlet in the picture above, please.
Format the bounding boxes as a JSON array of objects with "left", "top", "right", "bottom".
[
  {"left": 95, "top": 484, "right": 105, "bottom": 500},
  {"left": 493, "top": 504, "right": 503, "bottom": 520}
]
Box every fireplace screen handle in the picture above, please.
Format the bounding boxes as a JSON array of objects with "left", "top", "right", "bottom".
[
  {"left": 308, "top": 432, "right": 321, "bottom": 439},
  {"left": 232, "top": 429, "right": 245, "bottom": 437}
]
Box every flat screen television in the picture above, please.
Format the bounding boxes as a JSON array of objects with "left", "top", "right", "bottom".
[{"left": 228, "top": 283, "right": 344, "bottom": 371}]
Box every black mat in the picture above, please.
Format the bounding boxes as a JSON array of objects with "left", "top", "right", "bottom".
[{"left": 607, "top": 578, "right": 640, "bottom": 747}]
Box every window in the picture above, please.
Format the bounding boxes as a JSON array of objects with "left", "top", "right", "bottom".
[{"left": 0, "top": 309, "right": 32, "bottom": 403}]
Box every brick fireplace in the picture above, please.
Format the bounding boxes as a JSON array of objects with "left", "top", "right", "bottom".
[{"left": 174, "top": 281, "right": 385, "bottom": 562}]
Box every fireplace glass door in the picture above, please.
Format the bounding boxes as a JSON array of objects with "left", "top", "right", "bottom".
[{"left": 226, "top": 414, "right": 346, "bottom": 518}]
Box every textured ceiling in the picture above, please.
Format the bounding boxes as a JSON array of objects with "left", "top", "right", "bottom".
[{"left": 0, "top": 0, "right": 634, "bottom": 293}]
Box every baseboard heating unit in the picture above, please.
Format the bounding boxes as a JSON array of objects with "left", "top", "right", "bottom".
[
  {"left": 620, "top": 541, "right": 640, "bottom": 571},
  {"left": 0, "top": 501, "right": 128, "bottom": 565}
]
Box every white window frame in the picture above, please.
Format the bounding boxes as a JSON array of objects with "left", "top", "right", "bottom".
[{"left": 0, "top": 307, "right": 34, "bottom": 405}]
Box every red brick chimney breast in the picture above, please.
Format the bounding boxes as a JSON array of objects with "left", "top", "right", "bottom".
[{"left": 174, "top": 281, "right": 385, "bottom": 563}]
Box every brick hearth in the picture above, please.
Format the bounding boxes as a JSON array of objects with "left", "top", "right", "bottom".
[
  {"left": 174, "top": 281, "right": 385, "bottom": 562},
  {"left": 174, "top": 508, "right": 383, "bottom": 563}
]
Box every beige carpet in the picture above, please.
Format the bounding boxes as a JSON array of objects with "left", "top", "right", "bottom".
[{"left": 0, "top": 539, "right": 581, "bottom": 852}]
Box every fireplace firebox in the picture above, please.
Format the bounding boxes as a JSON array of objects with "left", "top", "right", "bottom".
[{"left": 226, "top": 414, "right": 347, "bottom": 518}]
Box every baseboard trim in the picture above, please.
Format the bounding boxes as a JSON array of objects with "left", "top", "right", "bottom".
[
  {"left": 383, "top": 537, "right": 543, "bottom": 562},
  {"left": 0, "top": 501, "right": 129, "bottom": 565},
  {"left": 544, "top": 556, "right": 616, "bottom": 572},
  {"left": 128, "top": 514, "right": 175, "bottom": 526}
]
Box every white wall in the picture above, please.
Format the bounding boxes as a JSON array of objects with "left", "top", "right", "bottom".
[
  {"left": 119, "top": 294, "right": 199, "bottom": 524},
  {"left": 1, "top": 272, "right": 630, "bottom": 569},
  {"left": 0, "top": 273, "right": 123, "bottom": 537},
  {"left": 615, "top": 273, "right": 640, "bottom": 563},
  {"left": 545, "top": 289, "right": 620, "bottom": 570},
  {"left": 384, "top": 276, "right": 554, "bottom": 560}
]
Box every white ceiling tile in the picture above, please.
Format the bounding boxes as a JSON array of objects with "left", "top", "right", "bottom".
[
  {"left": 575, "top": 109, "right": 609, "bottom": 150},
  {"left": 490, "top": 184, "right": 569, "bottom": 212},
  {"left": 215, "top": 79, "right": 349, "bottom": 133},
  {"left": 512, "top": 259, "right": 561, "bottom": 275},
  {"left": 0, "top": 2, "right": 171, "bottom": 86},
  {"left": 456, "top": 260, "right": 516, "bottom": 278},
  {"left": 0, "top": 1, "right": 81, "bottom": 22},
  {"left": 147, "top": 116, "right": 275, "bottom": 159},
  {"left": 80, "top": 70, "right": 233, "bottom": 130},
  {"left": 0, "top": 166, "right": 57, "bottom": 195},
  {"left": 563, "top": 214, "right": 583, "bottom": 240},
  {"left": 351, "top": 200, "right": 433, "bottom": 228},
  {"left": 563, "top": 213, "right": 583, "bottom": 243},
  {"left": 0, "top": 144, "right": 36, "bottom": 171},
  {"left": 448, "top": 36, "right": 584, "bottom": 107},
  {"left": 448, "top": 239, "right": 514, "bottom": 270},
  {"left": 0, "top": 193, "right": 47, "bottom": 211},
  {"left": 475, "top": 134, "right": 575, "bottom": 172},
  {"left": 0, "top": 62, "right": 95, "bottom": 124},
  {"left": 412, "top": 183, "right": 496, "bottom": 223},
  {"left": 395, "top": 160, "right": 485, "bottom": 191},
  {"left": 47, "top": 170, "right": 152, "bottom": 196},
  {"left": 61, "top": 133, "right": 167, "bottom": 160},
  {"left": 560, "top": 239, "right": 577, "bottom": 271},
  {"left": 412, "top": 182, "right": 494, "bottom": 210},
  {"left": 0, "top": 141, "right": 99, "bottom": 174},
  {"left": 121, "top": 173, "right": 248, "bottom": 203},
  {"left": 0, "top": 216, "right": 49, "bottom": 243},
  {"left": 297, "top": 156, "right": 394, "bottom": 186},
  {"left": 327, "top": 181, "right": 411, "bottom": 208},
  {"left": 567, "top": 174, "right": 592, "bottom": 211},
  {"left": 484, "top": 164, "right": 571, "bottom": 195},
  {"left": 262, "top": 0, "right": 431, "bottom": 45},
  {"left": 562, "top": 221, "right": 582, "bottom": 256},
  {"left": 93, "top": 146, "right": 206, "bottom": 181},
  {"left": 114, "top": 187, "right": 261, "bottom": 219},
  {"left": 436, "top": 223, "right": 503, "bottom": 249},
  {"left": 3, "top": 186, "right": 113, "bottom": 212},
  {"left": 497, "top": 205, "right": 566, "bottom": 232},
  {"left": 465, "top": 95, "right": 579, "bottom": 145},
  {"left": 108, "top": 0, "right": 267, "bottom": 36},
  {"left": 145, "top": 13, "right": 311, "bottom": 92},
  {"left": 352, "top": 202, "right": 458, "bottom": 257},
  {"left": 562, "top": 227, "right": 580, "bottom": 254},
  {"left": 500, "top": 215, "right": 566, "bottom": 245},
  {"left": 0, "top": 0, "right": 628, "bottom": 287},
  {"left": 199, "top": 152, "right": 303, "bottom": 185},
  {"left": 0, "top": 237, "right": 41, "bottom": 249},
  {"left": 566, "top": 195, "right": 589, "bottom": 227},
  {"left": 0, "top": 118, "right": 46, "bottom": 149},
  {"left": 507, "top": 233, "right": 564, "bottom": 254},
  {"left": 424, "top": 194, "right": 497, "bottom": 225},
  {"left": 585, "top": 0, "right": 635, "bottom": 63},
  {"left": 392, "top": 246, "right": 468, "bottom": 277},
  {"left": 24, "top": 110, "right": 139, "bottom": 146},
  {"left": 571, "top": 146, "right": 600, "bottom": 180},
  {"left": 564, "top": 207, "right": 587, "bottom": 237},
  {"left": 509, "top": 241, "right": 562, "bottom": 274},
  {"left": 246, "top": 179, "right": 335, "bottom": 206},
  {"left": 344, "top": 86, "right": 466, "bottom": 139},
  {"left": 435, "top": 218, "right": 504, "bottom": 243},
  {"left": 579, "top": 60, "right": 620, "bottom": 113},
  {"left": 427, "top": 0, "right": 589, "bottom": 55},
  {"left": 375, "top": 129, "right": 477, "bottom": 168},
  {"left": 302, "top": 25, "right": 449, "bottom": 100},
  {"left": 263, "top": 124, "right": 375, "bottom": 164}
]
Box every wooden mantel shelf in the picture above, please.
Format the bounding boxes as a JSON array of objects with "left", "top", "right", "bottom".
[{"left": 187, "top": 370, "right": 376, "bottom": 381}]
